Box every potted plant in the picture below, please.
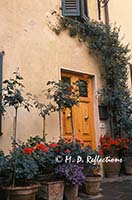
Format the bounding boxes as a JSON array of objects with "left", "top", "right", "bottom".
[
  {"left": 80, "top": 146, "right": 102, "bottom": 196},
  {"left": 46, "top": 80, "right": 79, "bottom": 142},
  {"left": 56, "top": 163, "right": 85, "bottom": 200},
  {"left": 1, "top": 70, "right": 32, "bottom": 149},
  {"left": 2, "top": 145, "right": 40, "bottom": 200},
  {"left": 0, "top": 150, "right": 11, "bottom": 186},
  {"left": 99, "top": 135, "right": 124, "bottom": 178},
  {"left": 121, "top": 137, "right": 132, "bottom": 174},
  {"left": 30, "top": 141, "right": 64, "bottom": 200},
  {"left": 34, "top": 99, "right": 56, "bottom": 141}
]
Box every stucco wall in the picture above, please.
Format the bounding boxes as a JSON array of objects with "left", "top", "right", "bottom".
[
  {"left": 0, "top": 0, "right": 104, "bottom": 152},
  {"left": 108, "top": 0, "right": 132, "bottom": 88}
]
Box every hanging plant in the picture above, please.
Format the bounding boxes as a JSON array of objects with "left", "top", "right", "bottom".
[{"left": 51, "top": 15, "right": 132, "bottom": 137}]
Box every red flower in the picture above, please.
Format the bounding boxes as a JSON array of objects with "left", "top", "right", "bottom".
[
  {"left": 23, "top": 147, "right": 34, "bottom": 154},
  {"left": 99, "top": 149, "right": 103, "bottom": 156},
  {"left": 49, "top": 143, "right": 60, "bottom": 148},
  {"left": 65, "top": 149, "right": 71, "bottom": 154},
  {"left": 36, "top": 143, "right": 46, "bottom": 151},
  {"left": 43, "top": 147, "right": 49, "bottom": 152},
  {"left": 123, "top": 145, "right": 129, "bottom": 149}
]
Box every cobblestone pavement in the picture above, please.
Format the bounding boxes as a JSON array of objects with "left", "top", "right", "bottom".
[{"left": 80, "top": 176, "right": 132, "bottom": 200}]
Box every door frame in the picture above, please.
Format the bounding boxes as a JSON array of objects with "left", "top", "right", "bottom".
[{"left": 59, "top": 67, "right": 100, "bottom": 149}]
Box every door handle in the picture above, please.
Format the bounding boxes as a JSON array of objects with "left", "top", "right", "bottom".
[
  {"left": 84, "top": 115, "right": 89, "bottom": 120},
  {"left": 67, "top": 114, "right": 71, "bottom": 118}
]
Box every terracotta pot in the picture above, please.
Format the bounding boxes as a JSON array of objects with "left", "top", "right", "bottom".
[
  {"left": 64, "top": 184, "right": 79, "bottom": 200},
  {"left": 36, "top": 174, "right": 51, "bottom": 182},
  {"left": 0, "top": 176, "right": 10, "bottom": 186},
  {"left": 103, "top": 158, "right": 121, "bottom": 178},
  {"left": 84, "top": 176, "right": 102, "bottom": 196},
  {"left": 3, "top": 184, "right": 40, "bottom": 200},
  {"left": 38, "top": 180, "right": 64, "bottom": 200},
  {"left": 124, "top": 159, "right": 132, "bottom": 174}
]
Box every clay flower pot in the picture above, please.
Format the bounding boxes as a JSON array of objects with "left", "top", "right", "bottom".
[
  {"left": 64, "top": 184, "right": 79, "bottom": 200},
  {"left": 38, "top": 180, "right": 64, "bottom": 200},
  {"left": 124, "top": 158, "right": 132, "bottom": 174},
  {"left": 84, "top": 176, "right": 102, "bottom": 196},
  {"left": 3, "top": 183, "right": 40, "bottom": 200},
  {"left": 103, "top": 158, "right": 121, "bottom": 178}
]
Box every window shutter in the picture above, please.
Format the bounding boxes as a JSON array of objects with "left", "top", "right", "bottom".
[
  {"left": 81, "top": 0, "right": 89, "bottom": 21},
  {"left": 62, "top": 0, "right": 81, "bottom": 16}
]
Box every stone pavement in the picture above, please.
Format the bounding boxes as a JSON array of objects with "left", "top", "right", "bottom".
[{"left": 80, "top": 175, "right": 132, "bottom": 200}]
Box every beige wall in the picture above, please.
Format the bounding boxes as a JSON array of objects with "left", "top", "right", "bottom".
[
  {"left": 0, "top": 0, "right": 104, "bottom": 152},
  {"left": 109, "top": 0, "right": 132, "bottom": 88}
]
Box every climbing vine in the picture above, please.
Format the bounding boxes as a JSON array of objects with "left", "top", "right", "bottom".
[{"left": 51, "top": 15, "right": 132, "bottom": 137}]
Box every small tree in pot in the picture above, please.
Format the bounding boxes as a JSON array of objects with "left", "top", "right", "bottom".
[
  {"left": 2, "top": 144, "right": 40, "bottom": 200},
  {"left": 46, "top": 80, "right": 79, "bottom": 143},
  {"left": 34, "top": 100, "right": 56, "bottom": 141},
  {"left": 0, "top": 71, "right": 40, "bottom": 200},
  {"left": 1, "top": 71, "right": 32, "bottom": 149}
]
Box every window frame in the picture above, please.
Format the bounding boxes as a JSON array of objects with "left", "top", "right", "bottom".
[{"left": 61, "top": 0, "right": 89, "bottom": 20}]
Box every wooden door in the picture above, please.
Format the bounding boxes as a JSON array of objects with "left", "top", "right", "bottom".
[{"left": 62, "top": 72, "right": 96, "bottom": 149}]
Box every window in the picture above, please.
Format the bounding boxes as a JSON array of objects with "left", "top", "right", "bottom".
[
  {"left": 61, "top": 0, "right": 88, "bottom": 21},
  {"left": 78, "top": 80, "right": 88, "bottom": 97}
]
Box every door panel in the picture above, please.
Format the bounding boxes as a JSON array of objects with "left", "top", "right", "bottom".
[{"left": 61, "top": 72, "right": 96, "bottom": 149}]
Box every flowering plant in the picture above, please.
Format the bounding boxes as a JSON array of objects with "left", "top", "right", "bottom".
[
  {"left": 81, "top": 146, "right": 101, "bottom": 176},
  {"left": 8, "top": 146, "right": 38, "bottom": 186},
  {"left": 31, "top": 142, "right": 58, "bottom": 177},
  {"left": 57, "top": 138, "right": 83, "bottom": 157},
  {"left": 0, "top": 150, "right": 10, "bottom": 176},
  {"left": 24, "top": 140, "right": 61, "bottom": 177},
  {"left": 99, "top": 135, "right": 129, "bottom": 157},
  {"left": 120, "top": 137, "right": 132, "bottom": 157},
  {"left": 55, "top": 163, "right": 85, "bottom": 186}
]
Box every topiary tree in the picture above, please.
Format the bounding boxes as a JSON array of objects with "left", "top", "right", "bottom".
[
  {"left": 0, "top": 71, "right": 32, "bottom": 149},
  {"left": 34, "top": 99, "right": 56, "bottom": 141},
  {"left": 46, "top": 80, "right": 79, "bottom": 143}
]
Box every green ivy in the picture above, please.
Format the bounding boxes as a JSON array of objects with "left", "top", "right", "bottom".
[{"left": 55, "top": 17, "right": 132, "bottom": 137}]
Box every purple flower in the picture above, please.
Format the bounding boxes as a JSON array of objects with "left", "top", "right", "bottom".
[{"left": 55, "top": 163, "right": 85, "bottom": 185}]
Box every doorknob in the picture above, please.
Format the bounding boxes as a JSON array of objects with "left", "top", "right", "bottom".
[
  {"left": 84, "top": 115, "right": 89, "bottom": 120},
  {"left": 67, "top": 114, "right": 71, "bottom": 118}
]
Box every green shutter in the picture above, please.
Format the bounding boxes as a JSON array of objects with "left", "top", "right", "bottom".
[
  {"left": 81, "top": 0, "right": 89, "bottom": 21},
  {"left": 62, "top": 0, "right": 81, "bottom": 16}
]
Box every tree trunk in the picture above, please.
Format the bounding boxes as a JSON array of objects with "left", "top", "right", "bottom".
[
  {"left": 42, "top": 116, "right": 46, "bottom": 141},
  {"left": 12, "top": 107, "right": 18, "bottom": 150},
  {"left": 70, "top": 108, "right": 75, "bottom": 144}
]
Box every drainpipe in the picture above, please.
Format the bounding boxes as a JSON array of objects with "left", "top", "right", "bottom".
[
  {"left": 0, "top": 51, "right": 4, "bottom": 136},
  {"left": 104, "top": 0, "right": 109, "bottom": 25}
]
